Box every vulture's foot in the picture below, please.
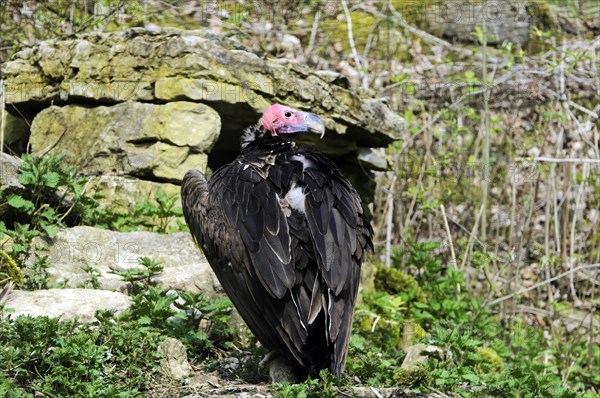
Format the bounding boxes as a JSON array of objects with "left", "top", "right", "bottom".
[
  {"left": 258, "top": 350, "right": 278, "bottom": 371},
  {"left": 268, "top": 356, "right": 302, "bottom": 384}
]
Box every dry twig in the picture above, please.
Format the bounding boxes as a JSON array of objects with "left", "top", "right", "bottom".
[
  {"left": 340, "top": 0, "right": 368, "bottom": 90},
  {"left": 440, "top": 204, "right": 457, "bottom": 270},
  {"left": 489, "top": 264, "right": 600, "bottom": 306}
]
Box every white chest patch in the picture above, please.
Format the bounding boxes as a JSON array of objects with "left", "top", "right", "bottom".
[
  {"left": 278, "top": 183, "right": 306, "bottom": 215},
  {"left": 286, "top": 185, "right": 306, "bottom": 213},
  {"left": 290, "top": 155, "right": 314, "bottom": 172}
]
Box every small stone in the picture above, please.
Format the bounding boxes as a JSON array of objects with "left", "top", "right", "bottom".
[
  {"left": 0, "top": 153, "right": 24, "bottom": 193},
  {"left": 522, "top": 280, "right": 534, "bottom": 288},
  {"left": 401, "top": 344, "right": 445, "bottom": 370},
  {"left": 280, "top": 34, "right": 301, "bottom": 57},
  {"left": 158, "top": 337, "right": 193, "bottom": 381},
  {"left": 189, "top": 370, "right": 221, "bottom": 388},
  {"left": 522, "top": 270, "right": 535, "bottom": 280}
]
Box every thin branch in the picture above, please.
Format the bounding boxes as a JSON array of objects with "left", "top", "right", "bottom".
[
  {"left": 480, "top": 17, "right": 490, "bottom": 241},
  {"left": 551, "top": 164, "right": 561, "bottom": 256},
  {"left": 544, "top": 170, "right": 554, "bottom": 303},
  {"left": 568, "top": 100, "right": 599, "bottom": 119},
  {"left": 306, "top": 8, "right": 321, "bottom": 56},
  {"left": 0, "top": 280, "right": 14, "bottom": 304},
  {"left": 568, "top": 163, "right": 588, "bottom": 305},
  {"left": 489, "top": 264, "right": 600, "bottom": 306},
  {"left": 57, "top": 177, "right": 94, "bottom": 224},
  {"left": 440, "top": 204, "right": 457, "bottom": 269},
  {"left": 384, "top": 176, "right": 396, "bottom": 266},
  {"left": 369, "top": 387, "right": 384, "bottom": 398},
  {"left": 0, "top": 79, "right": 5, "bottom": 153},
  {"left": 428, "top": 386, "right": 451, "bottom": 398},
  {"left": 532, "top": 157, "right": 600, "bottom": 164},
  {"left": 460, "top": 203, "right": 486, "bottom": 270},
  {"left": 340, "top": 0, "right": 367, "bottom": 89}
]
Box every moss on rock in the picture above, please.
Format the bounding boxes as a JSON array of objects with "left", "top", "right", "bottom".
[
  {"left": 475, "top": 347, "right": 504, "bottom": 374},
  {"left": 393, "top": 366, "right": 430, "bottom": 388},
  {"left": 375, "top": 264, "right": 426, "bottom": 303},
  {"left": 0, "top": 249, "right": 23, "bottom": 288}
]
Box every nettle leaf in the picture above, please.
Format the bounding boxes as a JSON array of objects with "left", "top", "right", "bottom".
[
  {"left": 11, "top": 243, "right": 28, "bottom": 253},
  {"left": 72, "top": 183, "right": 84, "bottom": 197},
  {"left": 7, "top": 194, "right": 35, "bottom": 213},
  {"left": 462, "top": 373, "right": 480, "bottom": 383},
  {"left": 42, "top": 172, "right": 61, "bottom": 188},
  {"left": 40, "top": 207, "right": 58, "bottom": 221},
  {"left": 172, "top": 312, "right": 187, "bottom": 320},
  {"left": 19, "top": 170, "right": 37, "bottom": 185},
  {"left": 42, "top": 223, "right": 60, "bottom": 238}
]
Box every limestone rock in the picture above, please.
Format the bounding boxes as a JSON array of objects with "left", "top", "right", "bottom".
[
  {"left": 422, "top": 2, "right": 534, "bottom": 46},
  {"left": 87, "top": 175, "right": 181, "bottom": 212},
  {"left": 3, "top": 28, "right": 399, "bottom": 138},
  {"left": 5, "top": 288, "right": 131, "bottom": 322},
  {"left": 1, "top": 28, "right": 404, "bottom": 202},
  {"left": 548, "top": 1, "right": 600, "bottom": 34},
  {"left": 29, "top": 102, "right": 219, "bottom": 183},
  {"left": 29, "top": 226, "right": 220, "bottom": 295},
  {"left": 158, "top": 337, "right": 193, "bottom": 381},
  {"left": 358, "top": 147, "right": 388, "bottom": 171},
  {"left": 180, "top": 378, "right": 430, "bottom": 397},
  {"left": 0, "top": 152, "right": 23, "bottom": 193},
  {"left": 0, "top": 152, "right": 25, "bottom": 221},
  {"left": 188, "top": 371, "right": 221, "bottom": 389}
]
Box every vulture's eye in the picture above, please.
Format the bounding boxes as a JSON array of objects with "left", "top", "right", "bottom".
[{"left": 283, "top": 111, "right": 293, "bottom": 118}]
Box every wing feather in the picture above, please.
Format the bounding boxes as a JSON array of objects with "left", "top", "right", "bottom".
[{"left": 297, "top": 151, "right": 373, "bottom": 374}]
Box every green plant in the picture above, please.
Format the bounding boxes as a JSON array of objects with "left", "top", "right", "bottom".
[
  {"left": 273, "top": 383, "right": 309, "bottom": 398},
  {"left": 273, "top": 370, "right": 342, "bottom": 398},
  {"left": 393, "top": 366, "right": 430, "bottom": 388},
  {"left": 89, "top": 190, "right": 186, "bottom": 233},
  {"left": 110, "top": 256, "right": 164, "bottom": 294},
  {"left": 111, "top": 256, "right": 233, "bottom": 358},
  {"left": 21, "top": 251, "right": 52, "bottom": 290},
  {"left": 136, "top": 190, "right": 185, "bottom": 233},
  {"left": 393, "top": 241, "right": 485, "bottom": 327},
  {"left": 346, "top": 333, "right": 402, "bottom": 386},
  {"left": 0, "top": 260, "right": 236, "bottom": 397},
  {"left": 0, "top": 154, "right": 97, "bottom": 289},
  {"left": 76, "top": 264, "right": 102, "bottom": 289},
  {"left": 0, "top": 314, "right": 161, "bottom": 397},
  {"left": 347, "top": 241, "right": 588, "bottom": 397}
]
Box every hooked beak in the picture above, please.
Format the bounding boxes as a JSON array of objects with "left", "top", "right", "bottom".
[
  {"left": 299, "top": 112, "right": 325, "bottom": 139},
  {"left": 272, "top": 111, "right": 326, "bottom": 138}
]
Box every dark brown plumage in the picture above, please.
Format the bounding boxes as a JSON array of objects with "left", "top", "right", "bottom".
[{"left": 181, "top": 104, "right": 373, "bottom": 379}]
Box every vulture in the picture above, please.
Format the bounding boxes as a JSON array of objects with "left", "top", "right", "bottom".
[{"left": 181, "top": 104, "right": 373, "bottom": 380}]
